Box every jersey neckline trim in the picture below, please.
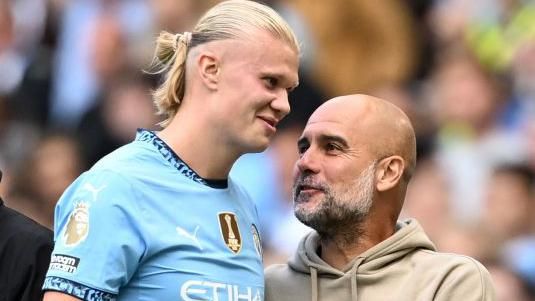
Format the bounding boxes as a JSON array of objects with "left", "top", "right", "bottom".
[{"left": 135, "top": 129, "right": 229, "bottom": 189}]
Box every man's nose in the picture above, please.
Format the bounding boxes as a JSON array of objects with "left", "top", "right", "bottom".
[
  {"left": 296, "top": 148, "right": 320, "bottom": 174},
  {"left": 271, "top": 90, "right": 290, "bottom": 119}
]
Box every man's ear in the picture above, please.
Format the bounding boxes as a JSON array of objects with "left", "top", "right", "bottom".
[
  {"left": 376, "top": 156, "right": 405, "bottom": 192},
  {"left": 197, "top": 51, "right": 220, "bottom": 90}
]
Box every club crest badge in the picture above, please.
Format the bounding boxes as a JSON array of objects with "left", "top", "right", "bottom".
[
  {"left": 251, "top": 224, "right": 263, "bottom": 259},
  {"left": 63, "top": 201, "right": 90, "bottom": 247},
  {"left": 218, "top": 212, "right": 242, "bottom": 254}
]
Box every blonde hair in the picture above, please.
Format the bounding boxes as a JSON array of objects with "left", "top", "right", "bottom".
[{"left": 148, "top": 0, "right": 299, "bottom": 127}]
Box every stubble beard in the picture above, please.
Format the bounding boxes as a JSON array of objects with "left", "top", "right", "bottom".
[{"left": 293, "top": 162, "right": 377, "bottom": 243}]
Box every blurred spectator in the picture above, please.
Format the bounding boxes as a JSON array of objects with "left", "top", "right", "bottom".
[
  {"left": 502, "top": 236, "right": 535, "bottom": 291},
  {"left": 405, "top": 0, "right": 437, "bottom": 80},
  {"left": 481, "top": 163, "right": 535, "bottom": 243},
  {"left": 371, "top": 83, "right": 438, "bottom": 161},
  {"left": 434, "top": 223, "right": 498, "bottom": 262},
  {"left": 88, "top": 13, "right": 129, "bottom": 91},
  {"left": 7, "top": 133, "right": 83, "bottom": 228},
  {"left": 0, "top": 0, "right": 13, "bottom": 54},
  {"left": 508, "top": 41, "right": 535, "bottom": 131},
  {"left": 527, "top": 120, "right": 535, "bottom": 169},
  {"left": 465, "top": 0, "right": 535, "bottom": 72},
  {"left": 0, "top": 0, "right": 52, "bottom": 127},
  {"left": 76, "top": 73, "right": 159, "bottom": 167},
  {"left": 286, "top": 0, "right": 419, "bottom": 96},
  {"left": 49, "top": 0, "right": 153, "bottom": 128},
  {"left": 512, "top": 41, "right": 535, "bottom": 102},
  {"left": 402, "top": 159, "right": 454, "bottom": 243},
  {"left": 0, "top": 95, "right": 41, "bottom": 186},
  {"left": 0, "top": 0, "right": 47, "bottom": 95},
  {"left": 428, "top": 49, "right": 528, "bottom": 223},
  {"left": 429, "top": 0, "right": 480, "bottom": 48},
  {"left": 149, "top": 0, "right": 213, "bottom": 32},
  {"left": 486, "top": 259, "right": 535, "bottom": 301}
]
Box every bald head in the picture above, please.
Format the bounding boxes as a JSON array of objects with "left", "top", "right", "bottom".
[{"left": 309, "top": 94, "right": 417, "bottom": 182}]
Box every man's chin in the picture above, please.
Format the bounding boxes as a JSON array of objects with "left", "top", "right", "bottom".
[
  {"left": 294, "top": 206, "right": 322, "bottom": 226},
  {"left": 294, "top": 213, "right": 330, "bottom": 234},
  {"left": 239, "top": 139, "right": 270, "bottom": 154}
]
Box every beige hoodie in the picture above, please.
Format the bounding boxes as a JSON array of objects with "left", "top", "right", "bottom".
[{"left": 265, "top": 219, "right": 495, "bottom": 301}]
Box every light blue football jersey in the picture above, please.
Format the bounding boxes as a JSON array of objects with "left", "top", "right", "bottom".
[{"left": 43, "top": 130, "right": 265, "bottom": 301}]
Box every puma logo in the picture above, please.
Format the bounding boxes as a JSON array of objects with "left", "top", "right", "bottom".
[
  {"left": 82, "top": 183, "right": 107, "bottom": 202},
  {"left": 176, "top": 226, "right": 203, "bottom": 250}
]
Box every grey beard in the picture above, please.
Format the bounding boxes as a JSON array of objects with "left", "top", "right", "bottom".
[{"left": 294, "top": 161, "right": 376, "bottom": 243}]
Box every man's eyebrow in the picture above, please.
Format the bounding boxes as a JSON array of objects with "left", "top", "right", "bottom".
[
  {"left": 261, "top": 71, "right": 298, "bottom": 90},
  {"left": 297, "top": 134, "right": 349, "bottom": 148},
  {"left": 318, "top": 134, "right": 349, "bottom": 148}
]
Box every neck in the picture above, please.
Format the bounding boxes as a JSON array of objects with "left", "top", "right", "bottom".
[
  {"left": 158, "top": 110, "right": 241, "bottom": 179},
  {"left": 319, "top": 216, "right": 396, "bottom": 270}
]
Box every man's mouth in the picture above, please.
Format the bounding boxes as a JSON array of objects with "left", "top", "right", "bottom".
[
  {"left": 294, "top": 183, "right": 324, "bottom": 201},
  {"left": 298, "top": 184, "right": 321, "bottom": 193},
  {"left": 257, "top": 116, "right": 278, "bottom": 128}
]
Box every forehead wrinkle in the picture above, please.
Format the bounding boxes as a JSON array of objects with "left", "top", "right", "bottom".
[
  {"left": 302, "top": 120, "right": 349, "bottom": 143},
  {"left": 302, "top": 121, "right": 370, "bottom": 158}
]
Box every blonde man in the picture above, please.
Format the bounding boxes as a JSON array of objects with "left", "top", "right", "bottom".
[{"left": 43, "top": 1, "right": 299, "bottom": 300}]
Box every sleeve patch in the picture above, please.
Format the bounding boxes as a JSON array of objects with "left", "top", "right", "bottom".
[
  {"left": 49, "top": 254, "right": 80, "bottom": 273},
  {"left": 43, "top": 276, "right": 117, "bottom": 301}
]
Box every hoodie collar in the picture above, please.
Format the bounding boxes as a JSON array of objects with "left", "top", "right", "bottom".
[
  {"left": 292, "top": 219, "right": 435, "bottom": 271},
  {"left": 288, "top": 219, "right": 436, "bottom": 301}
]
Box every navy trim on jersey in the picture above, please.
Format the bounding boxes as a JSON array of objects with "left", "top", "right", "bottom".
[
  {"left": 136, "top": 129, "right": 228, "bottom": 189},
  {"left": 204, "top": 178, "right": 229, "bottom": 189},
  {"left": 43, "top": 276, "right": 116, "bottom": 301}
]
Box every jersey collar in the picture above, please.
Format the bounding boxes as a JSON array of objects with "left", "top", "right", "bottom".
[{"left": 135, "top": 129, "right": 228, "bottom": 189}]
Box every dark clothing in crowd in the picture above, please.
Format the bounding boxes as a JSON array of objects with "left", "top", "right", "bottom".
[{"left": 0, "top": 198, "right": 53, "bottom": 301}]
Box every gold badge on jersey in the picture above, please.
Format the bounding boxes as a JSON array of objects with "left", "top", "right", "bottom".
[
  {"left": 218, "top": 212, "right": 242, "bottom": 254},
  {"left": 63, "top": 201, "right": 90, "bottom": 247}
]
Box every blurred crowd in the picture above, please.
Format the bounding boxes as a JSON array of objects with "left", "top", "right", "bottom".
[{"left": 0, "top": 0, "right": 534, "bottom": 299}]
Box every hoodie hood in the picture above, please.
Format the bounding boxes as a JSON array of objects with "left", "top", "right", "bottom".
[{"left": 288, "top": 218, "right": 436, "bottom": 301}]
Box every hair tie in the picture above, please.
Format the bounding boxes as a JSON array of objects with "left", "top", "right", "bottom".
[{"left": 174, "top": 32, "right": 192, "bottom": 50}]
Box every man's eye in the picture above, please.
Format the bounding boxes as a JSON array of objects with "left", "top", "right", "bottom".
[
  {"left": 326, "top": 143, "right": 341, "bottom": 152},
  {"left": 297, "top": 144, "right": 308, "bottom": 155},
  {"left": 264, "top": 77, "right": 278, "bottom": 89}
]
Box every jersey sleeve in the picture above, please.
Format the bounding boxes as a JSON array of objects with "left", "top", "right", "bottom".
[{"left": 43, "top": 170, "right": 146, "bottom": 300}]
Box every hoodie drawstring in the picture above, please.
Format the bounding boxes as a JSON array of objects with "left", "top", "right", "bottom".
[
  {"left": 309, "top": 261, "right": 361, "bottom": 301},
  {"left": 310, "top": 267, "right": 318, "bottom": 301},
  {"left": 350, "top": 264, "right": 358, "bottom": 301},
  {"left": 310, "top": 262, "right": 360, "bottom": 301}
]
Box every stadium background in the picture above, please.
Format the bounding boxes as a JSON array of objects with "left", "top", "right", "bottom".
[{"left": 0, "top": 0, "right": 534, "bottom": 299}]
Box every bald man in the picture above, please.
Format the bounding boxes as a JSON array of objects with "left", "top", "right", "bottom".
[{"left": 265, "top": 95, "right": 495, "bottom": 301}]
